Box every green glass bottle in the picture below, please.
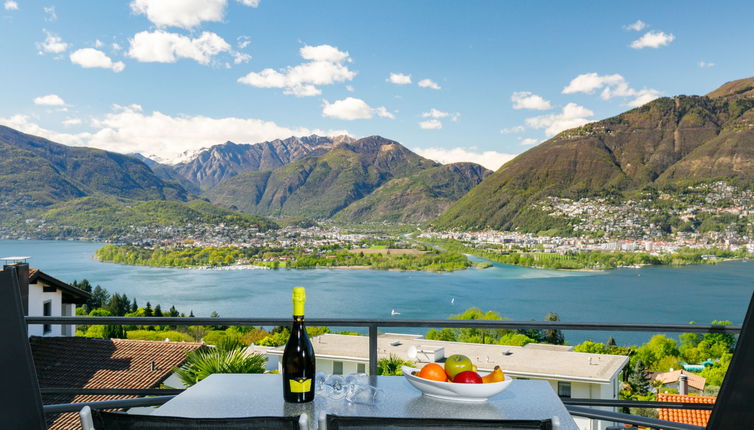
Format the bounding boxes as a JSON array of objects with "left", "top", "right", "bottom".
[{"left": 282, "top": 287, "right": 316, "bottom": 402}]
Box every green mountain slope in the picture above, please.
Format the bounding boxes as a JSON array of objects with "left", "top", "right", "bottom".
[
  {"left": 0, "top": 125, "right": 187, "bottom": 212},
  {"left": 37, "top": 196, "right": 278, "bottom": 237},
  {"left": 205, "top": 136, "right": 438, "bottom": 218},
  {"left": 434, "top": 77, "right": 754, "bottom": 231},
  {"left": 334, "top": 162, "right": 491, "bottom": 223}
]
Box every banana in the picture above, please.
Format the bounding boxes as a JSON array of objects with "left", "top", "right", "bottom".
[{"left": 481, "top": 365, "right": 505, "bottom": 383}]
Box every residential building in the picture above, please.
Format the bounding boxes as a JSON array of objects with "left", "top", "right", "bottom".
[
  {"left": 652, "top": 369, "right": 706, "bottom": 394},
  {"left": 31, "top": 336, "right": 204, "bottom": 430},
  {"left": 251, "top": 333, "right": 629, "bottom": 430},
  {"left": 1, "top": 258, "right": 90, "bottom": 337}
]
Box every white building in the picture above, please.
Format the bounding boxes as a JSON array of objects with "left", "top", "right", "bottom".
[
  {"left": 2, "top": 259, "right": 89, "bottom": 337},
  {"left": 251, "top": 333, "right": 628, "bottom": 430}
]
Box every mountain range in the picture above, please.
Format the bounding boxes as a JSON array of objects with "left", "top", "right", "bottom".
[
  {"left": 434, "top": 77, "right": 754, "bottom": 230},
  {"left": 3, "top": 76, "right": 753, "bottom": 234}
]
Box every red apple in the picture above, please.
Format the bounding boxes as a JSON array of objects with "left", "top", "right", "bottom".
[{"left": 452, "top": 371, "right": 483, "bottom": 384}]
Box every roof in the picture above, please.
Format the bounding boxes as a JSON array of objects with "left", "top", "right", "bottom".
[
  {"left": 652, "top": 369, "right": 706, "bottom": 391},
  {"left": 29, "top": 268, "right": 91, "bottom": 304},
  {"left": 30, "top": 336, "right": 204, "bottom": 430},
  {"left": 257, "top": 333, "right": 629, "bottom": 383},
  {"left": 657, "top": 393, "right": 716, "bottom": 427}
]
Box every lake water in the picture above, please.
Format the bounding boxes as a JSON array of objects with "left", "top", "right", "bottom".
[{"left": 3, "top": 240, "right": 753, "bottom": 345}]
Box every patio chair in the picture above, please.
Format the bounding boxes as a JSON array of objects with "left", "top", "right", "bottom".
[
  {"left": 0, "top": 267, "right": 47, "bottom": 430},
  {"left": 80, "top": 406, "right": 309, "bottom": 430},
  {"left": 568, "top": 290, "right": 754, "bottom": 430},
  {"left": 323, "top": 414, "right": 556, "bottom": 430}
]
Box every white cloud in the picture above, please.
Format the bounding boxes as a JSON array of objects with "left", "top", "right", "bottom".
[
  {"left": 70, "top": 48, "right": 125, "bottom": 72},
  {"left": 322, "top": 97, "right": 394, "bottom": 120},
  {"left": 418, "top": 78, "right": 441, "bottom": 90},
  {"left": 4, "top": 1, "right": 18, "bottom": 10},
  {"left": 511, "top": 91, "right": 552, "bottom": 110},
  {"left": 300, "top": 44, "right": 350, "bottom": 63},
  {"left": 698, "top": 61, "right": 715, "bottom": 68},
  {"left": 520, "top": 137, "right": 539, "bottom": 146},
  {"left": 526, "top": 103, "right": 594, "bottom": 136},
  {"left": 412, "top": 146, "right": 516, "bottom": 171},
  {"left": 130, "top": 0, "right": 226, "bottom": 29},
  {"left": 500, "top": 125, "right": 525, "bottom": 134},
  {"left": 43, "top": 5, "right": 56, "bottom": 21},
  {"left": 345, "top": 85, "right": 354, "bottom": 92},
  {"left": 630, "top": 31, "right": 675, "bottom": 49},
  {"left": 33, "top": 94, "right": 66, "bottom": 106},
  {"left": 128, "top": 30, "right": 237, "bottom": 65},
  {"left": 237, "top": 0, "right": 260, "bottom": 6},
  {"left": 63, "top": 118, "right": 82, "bottom": 126},
  {"left": 388, "top": 73, "right": 412, "bottom": 85},
  {"left": 37, "top": 30, "right": 68, "bottom": 54},
  {"left": 421, "top": 108, "right": 449, "bottom": 118},
  {"left": 95, "top": 40, "right": 104, "bottom": 48},
  {"left": 237, "top": 35, "right": 251, "bottom": 49},
  {"left": 419, "top": 119, "right": 442, "bottom": 129},
  {"left": 562, "top": 72, "right": 660, "bottom": 107},
  {"left": 624, "top": 20, "right": 646, "bottom": 31},
  {"left": 112, "top": 42, "right": 123, "bottom": 51},
  {"left": 0, "top": 107, "right": 348, "bottom": 164},
  {"left": 239, "top": 44, "right": 355, "bottom": 97}
]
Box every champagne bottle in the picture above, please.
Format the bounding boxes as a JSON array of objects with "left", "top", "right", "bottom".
[{"left": 282, "top": 287, "right": 316, "bottom": 403}]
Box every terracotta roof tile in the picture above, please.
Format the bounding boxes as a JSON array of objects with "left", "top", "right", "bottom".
[
  {"left": 652, "top": 369, "right": 706, "bottom": 391},
  {"left": 31, "top": 336, "right": 203, "bottom": 430},
  {"left": 657, "top": 393, "right": 716, "bottom": 427}
]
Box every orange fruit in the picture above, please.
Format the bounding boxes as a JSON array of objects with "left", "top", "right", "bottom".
[{"left": 418, "top": 363, "right": 448, "bottom": 382}]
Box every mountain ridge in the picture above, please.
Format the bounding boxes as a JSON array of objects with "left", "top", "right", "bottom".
[{"left": 434, "top": 77, "right": 754, "bottom": 231}]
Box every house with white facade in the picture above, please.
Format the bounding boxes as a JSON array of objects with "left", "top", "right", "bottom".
[
  {"left": 250, "top": 333, "right": 629, "bottom": 430},
  {"left": 2, "top": 258, "right": 89, "bottom": 337}
]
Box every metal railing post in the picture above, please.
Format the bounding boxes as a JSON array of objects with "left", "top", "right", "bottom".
[{"left": 369, "top": 324, "right": 378, "bottom": 377}]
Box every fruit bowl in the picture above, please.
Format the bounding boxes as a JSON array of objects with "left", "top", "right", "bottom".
[{"left": 401, "top": 365, "right": 513, "bottom": 402}]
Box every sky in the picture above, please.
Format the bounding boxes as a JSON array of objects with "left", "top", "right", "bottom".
[{"left": 1, "top": 1, "right": 753, "bottom": 169}]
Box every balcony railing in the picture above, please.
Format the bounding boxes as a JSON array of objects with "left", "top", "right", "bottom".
[{"left": 28, "top": 316, "right": 735, "bottom": 430}]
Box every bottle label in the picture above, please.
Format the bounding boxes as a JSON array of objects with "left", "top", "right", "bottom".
[{"left": 289, "top": 378, "right": 312, "bottom": 393}]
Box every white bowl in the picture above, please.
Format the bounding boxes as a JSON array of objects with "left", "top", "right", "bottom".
[{"left": 401, "top": 365, "right": 513, "bottom": 402}]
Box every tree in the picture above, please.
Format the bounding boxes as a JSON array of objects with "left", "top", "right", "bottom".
[
  {"left": 154, "top": 304, "right": 163, "bottom": 317},
  {"left": 168, "top": 306, "right": 180, "bottom": 317},
  {"left": 144, "top": 302, "right": 153, "bottom": 317},
  {"left": 607, "top": 336, "right": 616, "bottom": 347},
  {"left": 130, "top": 299, "right": 138, "bottom": 313},
  {"left": 90, "top": 285, "right": 110, "bottom": 309},
  {"left": 542, "top": 312, "right": 565, "bottom": 345},
  {"left": 103, "top": 324, "right": 126, "bottom": 339},
  {"left": 628, "top": 360, "right": 651, "bottom": 396}
]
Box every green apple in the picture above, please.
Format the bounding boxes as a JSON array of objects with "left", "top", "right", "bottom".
[{"left": 444, "top": 354, "right": 474, "bottom": 380}]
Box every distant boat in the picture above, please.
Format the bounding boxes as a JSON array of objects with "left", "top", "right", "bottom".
[
  {"left": 391, "top": 309, "right": 400, "bottom": 316},
  {"left": 451, "top": 297, "right": 455, "bottom": 304}
]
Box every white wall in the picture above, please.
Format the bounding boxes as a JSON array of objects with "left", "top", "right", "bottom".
[{"left": 27, "top": 283, "right": 63, "bottom": 337}]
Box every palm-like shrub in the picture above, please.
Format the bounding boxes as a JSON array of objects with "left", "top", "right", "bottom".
[
  {"left": 175, "top": 346, "right": 267, "bottom": 387},
  {"left": 377, "top": 354, "right": 414, "bottom": 376}
]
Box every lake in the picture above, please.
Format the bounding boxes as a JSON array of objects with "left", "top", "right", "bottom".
[{"left": 3, "top": 240, "right": 753, "bottom": 345}]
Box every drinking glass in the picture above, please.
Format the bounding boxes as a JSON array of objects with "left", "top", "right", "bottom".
[
  {"left": 345, "top": 384, "right": 385, "bottom": 405},
  {"left": 344, "top": 372, "right": 369, "bottom": 386},
  {"left": 324, "top": 374, "right": 347, "bottom": 399}
]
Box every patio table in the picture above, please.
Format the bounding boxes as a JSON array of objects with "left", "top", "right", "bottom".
[{"left": 153, "top": 374, "right": 579, "bottom": 429}]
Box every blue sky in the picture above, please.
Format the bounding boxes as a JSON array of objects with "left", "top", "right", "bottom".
[{"left": 1, "top": 1, "right": 753, "bottom": 169}]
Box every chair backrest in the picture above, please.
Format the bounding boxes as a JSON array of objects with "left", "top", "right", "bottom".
[
  {"left": 0, "top": 267, "right": 47, "bottom": 430},
  {"left": 706, "top": 291, "right": 754, "bottom": 429},
  {"left": 325, "top": 415, "right": 552, "bottom": 430},
  {"left": 87, "top": 408, "right": 307, "bottom": 430}
]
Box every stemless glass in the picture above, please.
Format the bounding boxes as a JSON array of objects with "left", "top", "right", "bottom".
[
  {"left": 324, "top": 374, "right": 347, "bottom": 399},
  {"left": 345, "top": 384, "right": 385, "bottom": 405}
]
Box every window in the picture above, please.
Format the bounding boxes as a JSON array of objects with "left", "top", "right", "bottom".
[
  {"left": 333, "top": 361, "right": 343, "bottom": 375},
  {"left": 558, "top": 381, "right": 571, "bottom": 398},
  {"left": 43, "top": 300, "right": 52, "bottom": 334},
  {"left": 357, "top": 363, "right": 366, "bottom": 374}
]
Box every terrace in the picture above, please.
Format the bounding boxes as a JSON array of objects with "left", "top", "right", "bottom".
[{"left": 3, "top": 266, "right": 752, "bottom": 430}]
